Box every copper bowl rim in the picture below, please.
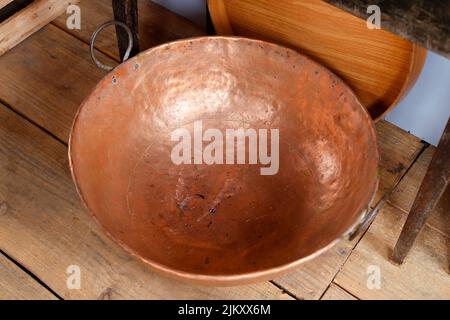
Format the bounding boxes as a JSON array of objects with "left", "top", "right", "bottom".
[{"left": 68, "top": 36, "right": 380, "bottom": 285}]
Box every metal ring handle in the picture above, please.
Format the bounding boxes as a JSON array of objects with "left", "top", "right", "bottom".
[
  {"left": 349, "top": 204, "right": 380, "bottom": 241},
  {"left": 348, "top": 187, "right": 391, "bottom": 241},
  {"left": 90, "top": 20, "right": 133, "bottom": 71}
]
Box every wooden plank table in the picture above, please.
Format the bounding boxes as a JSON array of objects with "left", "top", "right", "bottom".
[
  {"left": 0, "top": 253, "right": 57, "bottom": 300},
  {"left": 0, "top": 0, "right": 447, "bottom": 299}
]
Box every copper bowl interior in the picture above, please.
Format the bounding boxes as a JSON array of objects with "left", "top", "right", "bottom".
[{"left": 69, "top": 37, "right": 378, "bottom": 284}]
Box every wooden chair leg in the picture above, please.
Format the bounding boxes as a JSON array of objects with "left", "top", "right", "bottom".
[
  {"left": 392, "top": 118, "right": 450, "bottom": 264},
  {"left": 112, "top": 0, "right": 140, "bottom": 60}
]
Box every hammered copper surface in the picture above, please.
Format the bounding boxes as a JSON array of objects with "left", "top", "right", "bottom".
[{"left": 69, "top": 37, "right": 379, "bottom": 285}]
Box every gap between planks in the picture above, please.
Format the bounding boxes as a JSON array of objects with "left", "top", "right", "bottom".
[
  {"left": 50, "top": 21, "right": 120, "bottom": 64},
  {"left": 0, "top": 249, "right": 62, "bottom": 300},
  {"left": 0, "top": 95, "right": 67, "bottom": 147},
  {"left": 320, "top": 282, "right": 358, "bottom": 300}
]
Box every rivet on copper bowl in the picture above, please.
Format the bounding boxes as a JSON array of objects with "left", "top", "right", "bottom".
[{"left": 69, "top": 37, "right": 379, "bottom": 286}]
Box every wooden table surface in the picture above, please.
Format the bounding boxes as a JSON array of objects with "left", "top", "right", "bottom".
[{"left": 0, "top": 0, "right": 448, "bottom": 299}]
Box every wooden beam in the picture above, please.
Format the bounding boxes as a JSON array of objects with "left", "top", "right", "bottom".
[
  {"left": 112, "top": 0, "right": 139, "bottom": 60},
  {"left": 0, "top": 0, "right": 80, "bottom": 56},
  {"left": 392, "top": 119, "right": 450, "bottom": 264}
]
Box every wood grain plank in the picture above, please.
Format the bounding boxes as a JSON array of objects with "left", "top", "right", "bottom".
[
  {"left": 0, "top": 103, "right": 292, "bottom": 300},
  {"left": 0, "top": 0, "right": 80, "bottom": 56},
  {"left": 112, "top": 0, "right": 140, "bottom": 58},
  {"left": 272, "top": 239, "right": 356, "bottom": 300},
  {"left": 271, "top": 120, "right": 424, "bottom": 299},
  {"left": 52, "top": 0, "right": 205, "bottom": 61},
  {"left": 0, "top": 24, "right": 115, "bottom": 142},
  {"left": 389, "top": 146, "right": 450, "bottom": 238},
  {"left": 321, "top": 283, "right": 357, "bottom": 300},
  {"left": 334, "top": 203, "right": 450, "bottom": 299},
  {"left": 373, "top": 121, "right": 425, "bottom": 204},
  {"left": 0, "top": 253, "right": 57, "bottom": 300},
  {"left": 0, "top": 0, "right": 14, "bottom": 9}
]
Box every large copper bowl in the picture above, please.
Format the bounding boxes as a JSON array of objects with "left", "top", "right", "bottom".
[{"left": 69, "top": 37, "right": 378, "bottom": 285}]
